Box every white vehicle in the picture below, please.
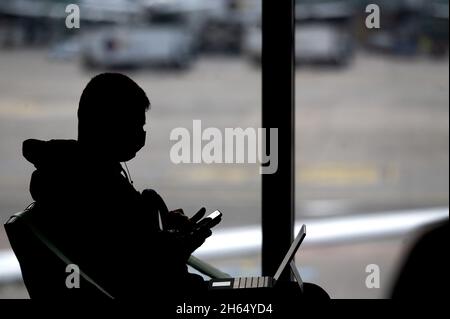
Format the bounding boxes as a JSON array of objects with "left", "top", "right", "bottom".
[
  {"left": 295, "top": 22, "right": 353, "bottom": 65},
  {"left": 81, "top": 10, "right": 197, "bottom": 70}
]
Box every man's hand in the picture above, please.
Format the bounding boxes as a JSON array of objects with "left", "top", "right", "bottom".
[
  {"left": 165, "top": 207, "right": 222, "bottom": 256},
  {"left": 166, "top": 207, "right": 207, "bottom": 234}
]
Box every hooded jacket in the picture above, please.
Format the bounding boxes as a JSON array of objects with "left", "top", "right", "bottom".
[{"left": 22, "top": 138, "right": 192, "bottom": 298}]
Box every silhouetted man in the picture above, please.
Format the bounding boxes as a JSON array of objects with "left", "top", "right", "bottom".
[{"left": 21, "top": 73, "right": 216, "bottom": 299}]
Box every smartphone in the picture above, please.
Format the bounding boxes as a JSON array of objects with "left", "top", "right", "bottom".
[{"left": 198, "top": 210, "right": 222, "bottom": 229}]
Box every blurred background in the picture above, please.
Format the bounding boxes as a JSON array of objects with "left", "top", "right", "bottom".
[{"left": 0, "top": 0, "right": 448, "bottom": 298}]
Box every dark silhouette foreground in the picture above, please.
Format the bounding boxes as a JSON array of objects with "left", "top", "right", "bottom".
[
  {"left": 10, "top": 73, "right": 214, "bottom": 298},
  {"left": 6, "top": 73, "right": 329, "bottom": 305},
  {"left": 391, "top": 220, "right": 448, "bottom": 299}
]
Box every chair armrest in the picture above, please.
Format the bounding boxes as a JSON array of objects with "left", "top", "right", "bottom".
[{"left": 187, "top": 255, "right": 231, "bottom": 279}]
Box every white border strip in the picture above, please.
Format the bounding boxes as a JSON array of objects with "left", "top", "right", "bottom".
[{"left": 195, "top": 207, "right": 448, "bottom": 257}]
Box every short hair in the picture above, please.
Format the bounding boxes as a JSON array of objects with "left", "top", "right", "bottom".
[{"left": 78, "top": 73, "right": 150, "bottom": 139}]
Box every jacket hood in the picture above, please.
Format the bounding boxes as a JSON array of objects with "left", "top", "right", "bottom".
[
  {"left": 23, "top": 139, "right": 79, "bottom": 169},
  {"left": 23, "top": 139, "right": 124, "bottom": 203},
  {"left": 23, "top": 139, "right": 83, "bottom": 203}
]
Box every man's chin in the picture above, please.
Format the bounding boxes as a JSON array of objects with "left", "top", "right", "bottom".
[{"left": 118, "top": 152, "right": 136, "bottom": 162}]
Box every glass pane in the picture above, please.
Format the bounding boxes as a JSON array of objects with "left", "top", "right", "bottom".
[
  {"left": 0, "top": 0, "right": 262, "bottom": 297},
  {"left": 295, "top": 0, "right": 449, "bottom": 298}
]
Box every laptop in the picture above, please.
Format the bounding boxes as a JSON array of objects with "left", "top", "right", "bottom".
[{"left": 208, "top": 224, "right": 306, "bottom": 292}]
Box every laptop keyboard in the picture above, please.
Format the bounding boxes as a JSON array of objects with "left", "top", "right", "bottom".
[{"left": 234, "top": 276, "right": 271, "bottom": 289}]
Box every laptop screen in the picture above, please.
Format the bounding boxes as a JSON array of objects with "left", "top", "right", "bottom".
[{"left": 273, "top": 224, "right": 306, "bottom": 281}]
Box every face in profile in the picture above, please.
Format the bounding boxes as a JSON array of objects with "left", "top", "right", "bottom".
[
  {"left": 77, "top": 73, "right": 151, "bottom": 162},
  {"left": 109, "top": 112, "right": 147, "bottom": 162}
]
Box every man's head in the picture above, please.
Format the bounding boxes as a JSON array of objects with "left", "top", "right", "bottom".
[{"left": 78, "top": 73, "right": 150, "bottom": 162}]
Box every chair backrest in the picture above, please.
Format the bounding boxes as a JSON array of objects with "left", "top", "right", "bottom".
[{"left": 4, "top": 204, "right": 112, "bottom": 299}]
